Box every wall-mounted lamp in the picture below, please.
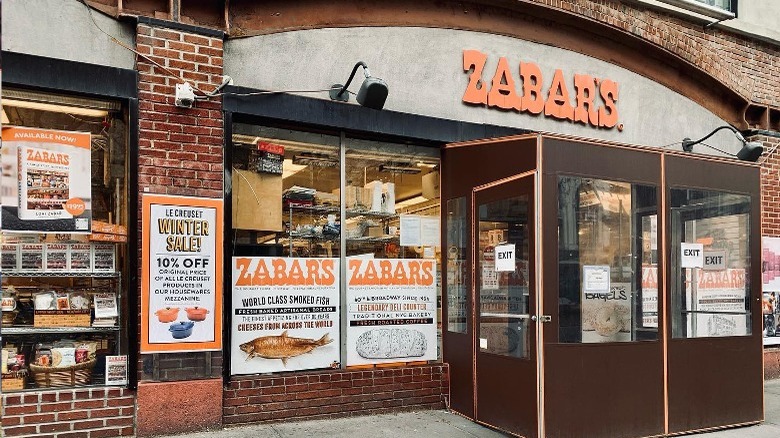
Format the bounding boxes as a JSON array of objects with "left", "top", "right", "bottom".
[
  {"left": 330, "top": 62, "right": 389, "bottom": 110},
  {"left": 682, "top": 125, "right": 764, "bottom": 162}
]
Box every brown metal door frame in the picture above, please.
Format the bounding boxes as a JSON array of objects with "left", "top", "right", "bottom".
[
  {"left": 540, "top": 137, "right": 666, "bottom": 438},
  {"left": 441, "top": 135, "right": 539, "bottom": 422},
  {"left": 472, "top": 170, "right": 540, "bottom": 438}
]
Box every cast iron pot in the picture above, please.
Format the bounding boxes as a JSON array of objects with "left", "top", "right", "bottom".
[
  {"left": 155, "top": 307, "right": 180, "bottom": 323},
  {"left": 168, "top": 321, "right": 195, "bottom": 339},
  {"left": 185, "top": 306, "right": 209, "bottom": 321}
]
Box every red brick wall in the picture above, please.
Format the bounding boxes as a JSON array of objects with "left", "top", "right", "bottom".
[
  {"left": 528, "top": 0, "right": 780, "bottom": 110},
  {"left": 1, "top": 388, "right": 134, "bottom": 437},
  {"left": 223, "top": 364, "right": 450, "bottom": 424},
  {"left": 134, "top": 23, "right": 225, "bottom": 383},
  {"left": 758, "top": 134, "right": 780, "bottom": 237}
]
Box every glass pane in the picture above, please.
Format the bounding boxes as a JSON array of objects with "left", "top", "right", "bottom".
[
  {"left": 671, "top": 189, "right": 751, "bottom": 338},
  {"left": 478, "top": 195, "right": 530, "bottom": 358},
  {"left": 558, "top": 177, "right": 658, "bottom": 343},
  {"left": 1, "top": 89, "right": 129, "bottom": 389},
  {"left": 344, "top": 138, "right": 442, "bottom": 365},
  {"left": 446, "top": 197, "right": 468, "bottom": 333},
  {"left": 693, "top": 0, "right": 732, "bottom": 11},
  {"left": 230, "top": 126, "right": 343, "bottom": 375},
  {"left": 231, "top": 125, "right": 341, "bottom": 258}
]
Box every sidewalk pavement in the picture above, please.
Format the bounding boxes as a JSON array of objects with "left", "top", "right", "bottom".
[{"left": 162, "top": 380, "right": 780, "bottom": 438}]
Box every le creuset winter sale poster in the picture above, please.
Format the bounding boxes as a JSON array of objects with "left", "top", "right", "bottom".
[
  {"left": 141, "top": 194, "right": 223, "bottom": 353},
  {"left": 231, "top": 257, "right": 340, "bottom": 375}
]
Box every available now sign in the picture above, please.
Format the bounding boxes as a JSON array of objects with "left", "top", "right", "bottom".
[{"left": 462, "top": 50, "right": 620, "bottom": 130}]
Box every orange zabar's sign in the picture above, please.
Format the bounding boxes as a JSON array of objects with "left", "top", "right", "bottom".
[{"left": 462, "top": 49, "right": 620, "bottom": 130}]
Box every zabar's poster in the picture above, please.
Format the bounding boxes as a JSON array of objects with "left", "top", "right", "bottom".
[
  {"left": 346, "top": 258, "right": 437, "bottom": 366},
  {"left": 1, "top": 126, "right": 92, "bottom": 233},
  {"left": 581, "top": 265, "right": 632, "bottom": 343},
  {"left": 231, "top": 257, "right": 340, "bottom": 375},
  {"left": 141, "top": 195, "right": 223, "bottom": 353},
  {"left": 686, "top": 268, "right": 748, "bottom": 337}
]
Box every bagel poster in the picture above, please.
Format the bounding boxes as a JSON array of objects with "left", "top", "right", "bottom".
[
  {"left": 231, "top": 257, "right": 340, "bottom": 375},
  {"left": 1, "top": 126, "right": 92, "bottom": 233},
  {"left": 581, "top": 265, "right": 632, "bottom": 343},
  {"left": 346, "top": 258, "right": 437, "bottom": 366}
]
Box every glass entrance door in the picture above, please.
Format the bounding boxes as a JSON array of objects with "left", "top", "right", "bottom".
[{"left": 473, "top": 174, "right": 538, "bottom": 437}]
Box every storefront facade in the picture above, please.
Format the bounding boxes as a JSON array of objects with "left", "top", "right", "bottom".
[{"left": 1, "top": 0, "right": 779, "bottom": 437}]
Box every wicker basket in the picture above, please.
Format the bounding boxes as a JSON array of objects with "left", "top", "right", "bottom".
[{"left": 29, "top": 359, "right": 96, "bottom": 388}]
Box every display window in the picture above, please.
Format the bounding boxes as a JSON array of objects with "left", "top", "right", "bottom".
[
  {"left": 445, "top": 197, "right": 468, "bottom": 334},
  {"left": 670, "top": 188, "right": 752, "bottom": 338},
  {"left": 229, "top": 124, "right": 441, "bottom": 375},
  {"left": 557, "top": 176, "right": 659, "bottom": 343},
  {"left": 0, "top": 89, "right": 130, "bottom": 391}
]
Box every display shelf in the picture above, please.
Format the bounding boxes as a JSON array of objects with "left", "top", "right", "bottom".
[
  {"left": 347, "top": 236, "right": 399, "bottom": 243},
  {"left": 287, "top": 204, "right": 339, "bottom": 214},
  {"left": 1, "top": 326, "right": 120, "bottom": 335},
  {"left": 287, "top": 204, "right": 399, "bottom": 220},
  {"left": 2, "top": 271, "right": 120, "bottom": 278}
]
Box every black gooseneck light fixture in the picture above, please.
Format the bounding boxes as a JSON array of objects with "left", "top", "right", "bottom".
[
  {"left": 330, "top": 61, "right": 389, "bottom": 110},
  {"left": 682, "top": 125, "right": 764, "bottom": 162}
]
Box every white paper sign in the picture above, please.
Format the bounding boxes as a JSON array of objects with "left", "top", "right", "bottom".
[
  {"left": 420, "top": 217, "right": 440, "bottom": 246},
  {"left": 346, "top": 258, "right": 437, "bottom": 366},
  {"left": 400, "top": 215, "right": 422, "bottom": 246},
  {"left": 681, "top": 243, "right": 704, "bottom": 268},
  {"left": 494, "top": 244, "right": 515, "bottom": 272},
  {"left": 231, "top": 257, "right": 340, "bottom": 375},
  {"left": 703, "top": 250, "right": 726, "bottom": 271},
  {"left": 582, "top": 265, "right": 610, "bottom": 293}
]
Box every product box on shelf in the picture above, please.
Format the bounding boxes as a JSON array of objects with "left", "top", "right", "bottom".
[
  {"left": 69, "top": 243, "right": 92, "bottom": 272},
  {"left": 19, "top": 243, "right": 44, "bottom": 271},
  {"left": 44, "top": 242, "right": 69, "bottom": 271},
  {"left": 91, "top": 220, "right": 128, "bottom": 243},
  {"left": 232, "top": 168, "right": 283, "bottom": 231},
  {"left": 92, "top": 243, "right": 116, "bottom": 272},
  {"left": 1, "top": 243, "right": 19, "bottom": 271},
  {"left": 335, "top": 186, "right": 369, "bottom": 210}
]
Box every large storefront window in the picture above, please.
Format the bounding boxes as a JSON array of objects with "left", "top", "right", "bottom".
[
  {"left": 230, "top": 124, "right": 441, "bottom": 375},
  {"left": 671, "top": 188, "right": 751, "bottom": 338},
  {"left": 558, "top": 176, "right": 658, "bottom": 343},
  {"left": 1, "top": 89, "right": 129, "bottom": 391}
]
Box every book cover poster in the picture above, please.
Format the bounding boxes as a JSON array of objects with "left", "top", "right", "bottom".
[{"left": 1, "top": 126, "right": 92, "bottom": 233}]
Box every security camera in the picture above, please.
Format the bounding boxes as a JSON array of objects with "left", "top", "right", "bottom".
[{"left": 175, "top": 83, "right": 196, "bottom": 108}]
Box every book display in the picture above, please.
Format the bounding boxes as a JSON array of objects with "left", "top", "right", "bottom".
[
  {"left": 1, "top": 237, "right": 124, "bottom": 390},
  {"left": 1, "top": 97, "right": 129, "bottom": 392}
]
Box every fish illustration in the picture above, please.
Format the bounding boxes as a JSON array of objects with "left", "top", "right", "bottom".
[{"left": 239, "top": 331, "right": 332, "bottom": 366}]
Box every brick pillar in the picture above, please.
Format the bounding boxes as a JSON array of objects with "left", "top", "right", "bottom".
[
  {"left": 134, "top": 22, "right": 225, "bottom": 436},
  {"left": 753, "top": 132, "right": 780, "bottom": 380},
  {"left": 758, "top": 134, "right": 780, "bottom": 237}
]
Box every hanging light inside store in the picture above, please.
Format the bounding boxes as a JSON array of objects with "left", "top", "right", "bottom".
[{"left": 329, "top": 61, "right": 389, "bottom": 110}]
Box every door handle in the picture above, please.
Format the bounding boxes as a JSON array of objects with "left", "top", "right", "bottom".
[{"left": 531, "top": 315, "right": 552, "bottom": 323}]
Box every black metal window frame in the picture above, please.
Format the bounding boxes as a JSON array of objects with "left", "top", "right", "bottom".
[{"left": 1, "top": 51, "right": 140, "bottom": 389}]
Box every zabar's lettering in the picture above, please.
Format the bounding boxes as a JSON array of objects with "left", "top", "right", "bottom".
[
  {"left": 347, "top": 259, "right": 435, "bottom": 286},
  {"left": 462, "top": 50, "right": 620, "bottom": 130},
  {"left": 233, "top": 258, "right": 336, "bottom": 287},
  {"left": 26, "top": 148, "right": 69, "bottom": 165}
]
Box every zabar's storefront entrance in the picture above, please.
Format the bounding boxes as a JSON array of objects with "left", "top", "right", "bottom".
[{"left": 441, "top": 135, "right": 763, "bottom": 437}]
